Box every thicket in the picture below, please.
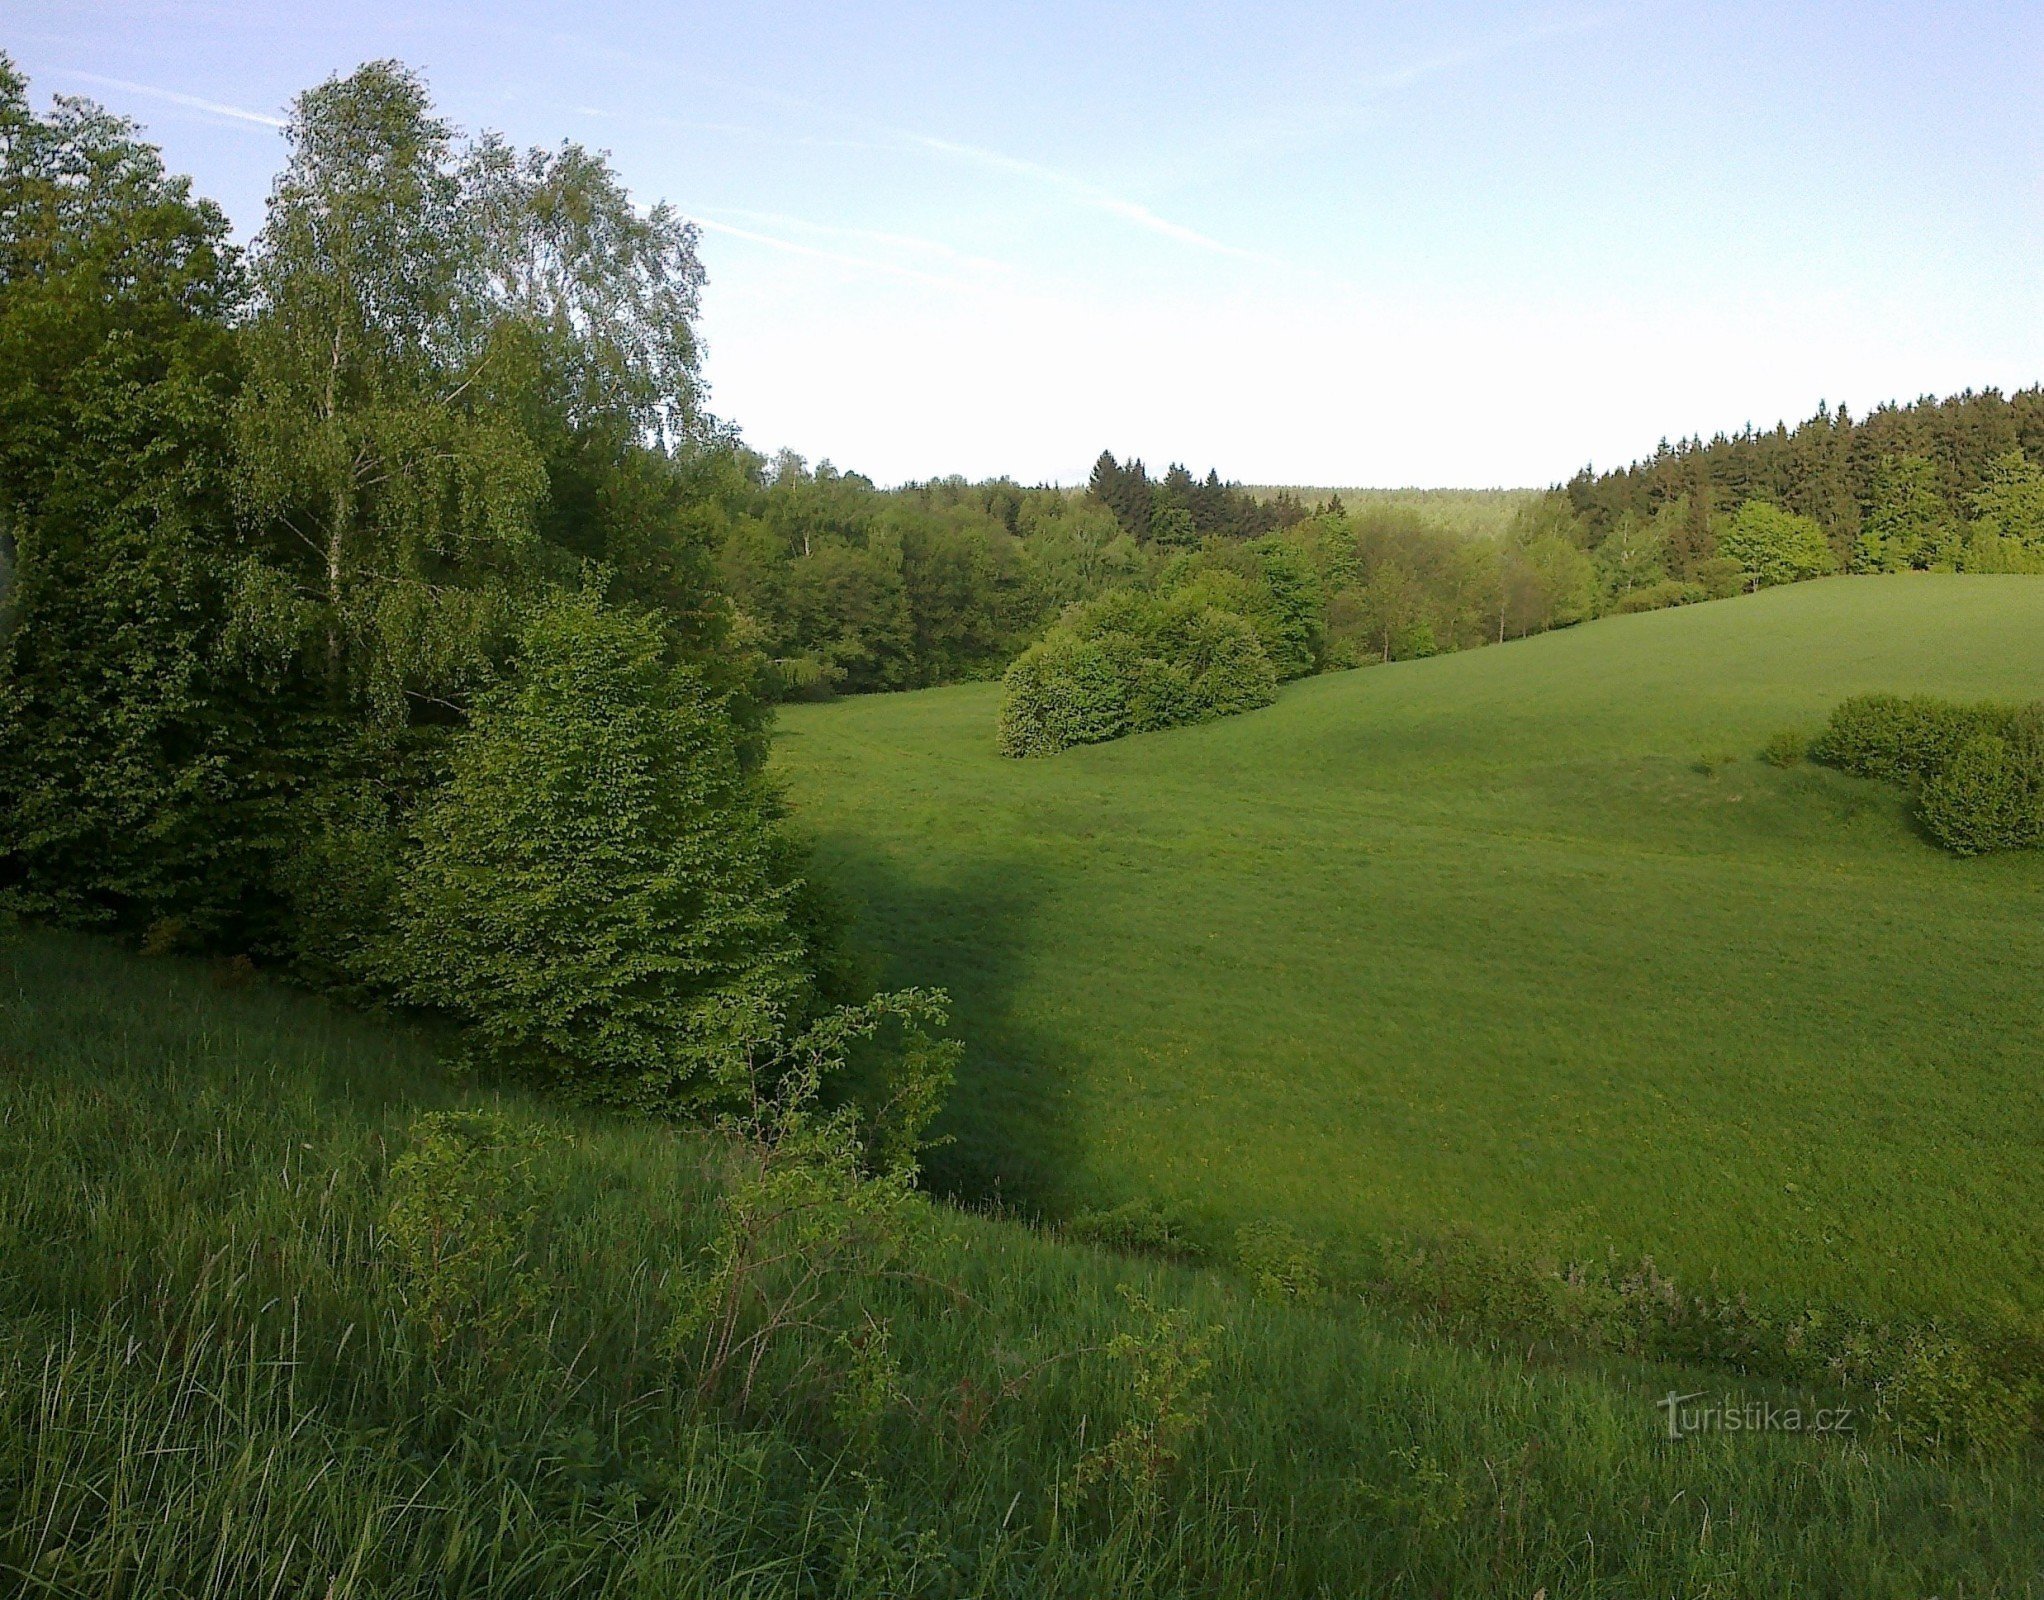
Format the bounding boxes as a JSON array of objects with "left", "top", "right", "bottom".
[
  {"left": 995, "top": 561, "right": 1298, "bottom": 757},
  {"left": 1805, "top": 693, "right": 2044, "bottom": 854}
]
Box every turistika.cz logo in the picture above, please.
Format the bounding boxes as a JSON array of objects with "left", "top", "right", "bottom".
[{"left": 1658, "top": 1391, "right": 1855, "bottom": 1441}]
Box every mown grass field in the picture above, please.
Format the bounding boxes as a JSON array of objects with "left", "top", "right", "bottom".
[
  {"left": 4, "top": 929, "right": 2042, "bottom": 1595},
  {"left": 775, "top": 576, "right": 2044, "bottom": 1327}
]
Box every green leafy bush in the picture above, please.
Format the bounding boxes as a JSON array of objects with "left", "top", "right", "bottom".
[
  {"left": 1918, "top": 715, "right": 2044, "bottom": 855},
  {"left": 997, "top": 587, "right": 1278, "bottom": 757},
  {"left": 1614, "top": 578, "right": 1707, "bottom": 614},
  {"left": 996, "top": 632, "right": 1131, "bottom": 756},
  {"left": 386, "top": 594, "right": 815, "bottom": 1113},
  {"left": 383, "top": 1109, "right": 556, "bottom": 1363},
  {"left": 1809, "top": 693, "right": 2017, "bottom": 785},
  {"left": 1760, "top": 728, "right": 1809, "bottom": 767},
  {"left": 1807, "top": 694, "right": 2044, "bottom": 855}
]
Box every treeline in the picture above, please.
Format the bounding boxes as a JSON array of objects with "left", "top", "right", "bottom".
[{"left": 1566, "top": 389, "right": 2044, "bottom": 577}]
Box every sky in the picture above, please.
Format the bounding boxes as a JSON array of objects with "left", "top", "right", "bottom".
[{"left": 10, "top": 1, "right": 2042, "bottom": 487}]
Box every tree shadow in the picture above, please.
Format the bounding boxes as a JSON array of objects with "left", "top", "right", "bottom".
[{"left": 808, "top": 840, "right": 1087, "bottom": 1222}]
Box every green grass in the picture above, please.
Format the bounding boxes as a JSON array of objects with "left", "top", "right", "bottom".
[
  {"left": 1243, "top": 485, "right": 1542, "bottom": 536},
  {"left": 775, "top": 575, "right": 2044, "bottom": 1329},
  {"left": 4, "top": 928, "right": 2043, "bottom": 1595}
]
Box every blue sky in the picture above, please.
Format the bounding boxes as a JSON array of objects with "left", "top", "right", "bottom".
[{"left": 12, "top": 2, "right": 2042, "bottom": 486}]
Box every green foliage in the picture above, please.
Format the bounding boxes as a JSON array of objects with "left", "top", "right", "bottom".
[
  {"left": 662, "top": 989, "right": 958, "bottom": 1415},
  {"left": 1873, "top": 1328, "right": 2042, "bottom": 1458},
  {"left": 1917, "top": 716, "right": 2044, "bottom": 855},
  {"left": 996, "top": 583, "right": 1279, "bottom": 757},
  {"left": 387, "top": 594, "right": 814, "bottom": 1111},
  {"left": 1808, "top": 691, "right": 2016, "bottom": 785},
  {"left": 0, "top": 57, "right": 290, "bottom": 940},
  {"left": 1614, "top": 577, "right": 1707, "bottom": 614},
  {"left": 383, "top": 1108, "right": 554, "bottom": 1360},
  {"left": 1067, "top": 1197, "right": 1203, "bottom": 1261},
  {"left": 995, "top": 631, "right": 1130, "bottom": 756},
  {"left": 1233, "top": 1220, "right": 1324, "bottom": 1304},
  {"left": 1717, "top": 500, "right": 1836, "bottom": 589},
  {"left": 1760, "top": 727, "right": 1809, "bottom": 767},
  {"left": 1068, "top": 1286, "right": 1220, "bottom": 1519},
  {"left": 1856, "top": 454, "right": 1962, "bottom": 572},
  {"left": 1566, "top": 391, "right": 2044, "bottom": 572},
  {"left": 1806, "top": 691, "right": 2044, "bottom": 856}
]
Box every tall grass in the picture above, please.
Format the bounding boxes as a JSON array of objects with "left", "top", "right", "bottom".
[{"left": 2, "top": 929, "right": 2040, "bottom": 1594}]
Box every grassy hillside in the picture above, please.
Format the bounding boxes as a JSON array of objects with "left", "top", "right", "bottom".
[
  {"left": 775, "top": 576, "right": 2044, "bottom": 1327},
  {"left": 4, "top": 929, "right": 2043, "bottom": 1595},
  {"left": 1243, "top": 485, "right": 1541, "bottom": 536}
]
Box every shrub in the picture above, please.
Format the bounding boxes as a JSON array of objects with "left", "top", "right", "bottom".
[
  {"left": 1067, "top": 1197, "right": 1203, "bottom": 1260},
  {"left": 661, "top": 990, "right": 958, "bottom": 1416},
  {"left": 1614, "top": 579, "right": 1706, "bottom": 615},
  {"left": 383, "top": 1109, "right": 554, "bottom": 1362},
  {"left": 386, "top": 594, "right": 815, "bottom": 1113},
  {"left": 1760, "top": 728, "right": 1808, "bottom": 767},
  {"left": 1069, "top": 1286, "right": 1221, "bottom": 1522},
  {"left": 996, "top": 587, "right": 1278, "bottom": 757},
  {"left": 1809, "top": 693, "right": 2016, "bottom": 785},
  {"left": 1162, "top": 599, "right": 1279, "bottom": 720},
  {"left": 1235, "top": 1219, "right": 1324, "bottom": 1304},
  {"left": 1918, "top": 721, "right": 2044, "bottom": 855},
  {"left": 996, "top": 633, "right": 1130, "bottom": 756},
  {"left": 1874, "top": 1328, "right": 2041, "bottom": 1457}
]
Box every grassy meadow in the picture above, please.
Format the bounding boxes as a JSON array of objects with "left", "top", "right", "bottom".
[
  {"left": 4, "top": 927, "right": 2043, "bottom": 1595},
  {"left": 1242, "top": 485, "right": 1542, "bottom": 536},
  {"left": 775, "top": 575, "right": 2044, "bottom": 1328}
]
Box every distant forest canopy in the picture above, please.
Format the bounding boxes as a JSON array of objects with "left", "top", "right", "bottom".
[{"left": 1564, "top": 387, "right": 2044, "bottom": 575}]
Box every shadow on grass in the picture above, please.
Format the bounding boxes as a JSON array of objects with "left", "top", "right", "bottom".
[{"left": 806, "top": 841, "right": 1089, "bottom": 1224}]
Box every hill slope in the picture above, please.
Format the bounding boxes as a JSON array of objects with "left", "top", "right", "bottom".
[
  {"left": 5, "top": 930, "right": 2043, "bottom": 1594},
  {"left": 776, "top": 576, "right": 2044, "bottom": 1325}
]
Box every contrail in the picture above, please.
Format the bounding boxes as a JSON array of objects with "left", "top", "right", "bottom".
[{"left": 57, "top": 71, "right": 286, "bottom": 129}]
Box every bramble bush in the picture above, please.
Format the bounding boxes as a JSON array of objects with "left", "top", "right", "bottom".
[
  {"left": 1234, "top": 1219, "right": 1324, "bottom": 1305},
  {"left": 383, "top": 1109, "right": 557, "bottom": 1367},
  {"left": 661, "top": 989, "right": 960, "bottom": 1421}
]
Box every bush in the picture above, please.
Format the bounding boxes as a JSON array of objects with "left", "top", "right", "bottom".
[
  {"left": 996, "top": 633, "right": 1130, "bottom": 756},
  {"left": 1809, "top": 693, "right": 2017, "bottom": 785},
  {"left": 996, "top": 587, "right": 1278, "bottom": 758},
  {"left": 1760, "top": 728, "right": 1809, "bottom": 767},
  {"left": 1235, "top": 1219, "right": 1324, "bottom": 1304},
  {"left": 383, "top": 1109, "right": 555, "bottom": 1364},
  {"left": 1918, "top": 719, "right": 2044, "bottom": 855},
  {"left": 1614, "top": 579, "right": 1706, "bottom": 615},
  {"left": 386, "top": 594, "right": 816, "bottom": 1113},
  {"left": 1068, "top": 1197, "right": 1203, "bottom": 1260}
]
